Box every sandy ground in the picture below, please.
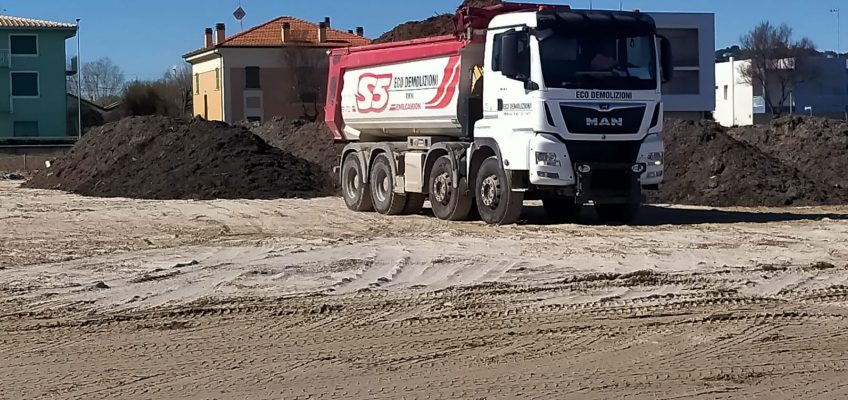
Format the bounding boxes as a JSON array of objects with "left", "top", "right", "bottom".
[{"left": 2, "top": 180, "right": 848, "bottom": 399}]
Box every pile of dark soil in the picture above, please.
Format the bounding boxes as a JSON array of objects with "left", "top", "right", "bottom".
[
  {"left": 24, "top": 116, "right": 332, "bottom": 200},
  {"left": 653, "top": 119, "right": 848, "bottom": 207},
  {"left": 374, "top": 0, "right": 502, "bottom": 43},
  {"left": 729, "top": 116, "right": 848, "bottom": 191},
  {"left": 246, "top": 117, "right": 345, "bottom": 184}
]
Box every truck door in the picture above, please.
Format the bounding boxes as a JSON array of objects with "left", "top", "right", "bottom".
[{"left": 480, "top": 28, "right": 537, "bottom": 170}]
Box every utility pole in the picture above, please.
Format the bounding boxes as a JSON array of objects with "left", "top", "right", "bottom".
[
  {"left": 76, "top": 18, "right": 82, "bottom": 139},
  {"left": 831, "top": 9, "right": 841, "bottom": 58}
]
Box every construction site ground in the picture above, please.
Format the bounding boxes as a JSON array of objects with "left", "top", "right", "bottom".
[{"left": 3, "top": 180, "right": 848, "bottom": 399}]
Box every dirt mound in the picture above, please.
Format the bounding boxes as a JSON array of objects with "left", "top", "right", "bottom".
[
  {"left": 729, "top": 116, "right": 848, "bottom": 191},
  {"left": 374, "top": 0, "right": 502, "bottom": 43},
  {"left": 246, "top": 117, "right": 344, "bottom": 176},
  {"left": 653, "top": 119, "right": 848, "bottom": 207},
  {"left": 25, "top": 116, "right": 331, "bottom": 200}
]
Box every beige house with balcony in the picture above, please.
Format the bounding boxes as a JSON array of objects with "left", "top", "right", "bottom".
[{"left": 183, "top": 17, "right": 370, "bottom": 123}]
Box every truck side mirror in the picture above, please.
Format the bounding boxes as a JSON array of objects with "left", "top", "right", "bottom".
[
  {"left": 659, "top": 35, "right": 673, "bottom": 84},
  {"left": 499, "top": 31, "right": 530, "bottom": 82},
  {"left": 500, "top": 32, "right": 520, "bottom": 78}
]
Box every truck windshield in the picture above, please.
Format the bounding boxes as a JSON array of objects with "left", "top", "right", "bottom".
[{"left": 538, "top": 34, "right": 657, "bottom": 90}]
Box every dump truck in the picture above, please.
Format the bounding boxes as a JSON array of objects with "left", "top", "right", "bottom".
[{"left": 325, "top": 3, "right": 673, "bottom": 224}]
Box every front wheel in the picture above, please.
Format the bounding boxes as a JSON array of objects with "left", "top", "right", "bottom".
[
  {"left": 428, "top": 155, "right": 472, "bottom": 221},
  {"left": 595, "top": 202, "right": 640, "bottom": 224},
  {"left": 475, "top": 156, "right": 523, "bottom": 225},
  {"left": 341, "top": 154, "right": 373, "bottom": 212}
]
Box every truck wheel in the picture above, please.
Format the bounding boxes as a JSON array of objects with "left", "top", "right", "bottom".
[
  {"left": 403, "top": 193, "right": 426, "bottom": 215},
  {"left": 595, "top": 201, "right": 640, "bottom": 224},
  {"left": 370, "top": 153, "right": 407, "bottom": 215},
  {"left": 542, "top": 198, "right": 582, "bottom": 222},
  {"left": 429, "top": 155, "right": 472, "bottom": 221},
  {"left": 475, "top": 156, "right": 524, "bottom": 225},
  {"left": 341, "top": 154, "right": 373, "bottom": 212}
]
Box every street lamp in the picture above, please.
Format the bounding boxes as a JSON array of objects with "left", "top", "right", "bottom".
[
  {"left": 76, "top": 18, "right": 81, "bottom": 138},
  {"left": 831, "top": 9, "right": 841, "bottom": 58}
]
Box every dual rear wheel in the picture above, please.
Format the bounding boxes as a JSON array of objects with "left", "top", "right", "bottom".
[{"left": 342, "top": 153, "right": 424, "bottom": 216}]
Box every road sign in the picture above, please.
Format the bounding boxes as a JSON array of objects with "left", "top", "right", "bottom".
[{"left": 233, "top": 7, "right": 246, "bottom": 21}]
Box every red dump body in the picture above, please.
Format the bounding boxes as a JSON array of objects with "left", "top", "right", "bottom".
[{"left": 324, "top": 3, "right": 547, "bottom": 140}]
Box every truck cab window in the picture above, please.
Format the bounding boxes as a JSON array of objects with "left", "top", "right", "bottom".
[{"left": 539, "top": 34, "right": 656, "bottom": 90}]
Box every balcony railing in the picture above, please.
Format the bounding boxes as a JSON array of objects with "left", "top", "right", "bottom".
[{"left": 0, "top": 49, "right": 9, "bottom": 68}]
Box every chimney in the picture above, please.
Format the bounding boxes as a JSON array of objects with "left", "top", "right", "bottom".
[
  {"left": 323, "top": 17, "right": 331, "bottom": 28},
  {"left": 347, "top": 29, "right": 353, "bottom": 34},
  {"left": 215, "top": 23, "right": 226, "bottom": 44},
  {"left": 281, "top": 22, "right": 291, "bottom": 44},
  {"left": 204, "top": 27, "right": 214, "bottom": 48},
  {"left": 318, "top": 21, "right": 327, "bottom": 43},
  {"left": 355, "top": 26, "right": 364, "bottom": 37}
]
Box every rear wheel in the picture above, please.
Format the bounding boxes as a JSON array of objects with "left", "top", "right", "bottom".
[
  {"left": 542, "top": 198, "right": 583, "bottom": 222},
  {"left": 595, "top": 201, "right": 640, "bottom": 224},
  {"left": 369, "top": 153, "right": 407, "bottom": 215},
  {"left": 341, "top": 154, "right": 372, "bottom": 212},
  {"left": 475, "top": 156, "right": 524, "bottom": 225},
  {"left": 429, "top": 155, "right": 472, "bottom": 221}
]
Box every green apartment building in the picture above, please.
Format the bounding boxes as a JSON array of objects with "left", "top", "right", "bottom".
[{"left": 0, "top": 16, "right": 77, "bottom": 141}]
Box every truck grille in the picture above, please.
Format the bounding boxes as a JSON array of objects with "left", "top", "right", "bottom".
[{"left": 561, "top": 105, "right": 646, "bottom": 134}]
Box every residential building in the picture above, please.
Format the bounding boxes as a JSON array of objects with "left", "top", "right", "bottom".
[
  {"left": 183, "top": 17, "right": 370, "bottom": 123},
  {"left": 649, "top": 12, "right": 716, "bottom": 120},
  {"left": 0, "top": 15, "right": 77, "bottom": 140},
  {"left": 715, "top": 57, "right": 848, "bottom": 127}
]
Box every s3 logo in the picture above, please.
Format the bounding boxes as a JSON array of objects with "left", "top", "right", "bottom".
[{"left": 355, "top": 73, "right": 392, "bottom": 113}]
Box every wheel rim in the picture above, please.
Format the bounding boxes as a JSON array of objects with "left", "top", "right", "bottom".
[
  {"left": 480, "top": 175, "right": 500, "bottom": 209},
  {"left": 344, "top": 166, "right": 360, "bottom": 200},
  {"left": 374, "top": 168, "right": 390, "bottom": 203},
  {"left": 433, "top": 173, "right": 451, "bottom": 205}
]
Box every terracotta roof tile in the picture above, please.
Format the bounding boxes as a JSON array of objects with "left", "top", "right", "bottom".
[
  {"left": 0, "top": 15, "right": 76, "bottom": 29},
  {"left": 218, "top": 16, "right": 370, "bottom": 48}
]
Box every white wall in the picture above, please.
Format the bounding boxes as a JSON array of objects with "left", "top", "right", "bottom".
[
  {"left": 649, "top": 12, "right": 716, "bottom": 115},
  {"left": 714, "top": 59, "right": 753, "bottom": 126}
]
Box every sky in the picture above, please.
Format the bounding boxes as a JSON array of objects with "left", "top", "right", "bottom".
[{"left": 4, "top": 0, "right": 845, "bottom": 80}]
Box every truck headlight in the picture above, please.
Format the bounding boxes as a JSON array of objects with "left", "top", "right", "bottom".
[
  {"left": 647, "top": 152, "right": 664, "bottom": 166},
  {"left": 535, "top": 152, "right": 561, "bottom": 167}
]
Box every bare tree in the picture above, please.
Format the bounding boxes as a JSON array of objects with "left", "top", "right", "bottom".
[
  {"left": 739, "top": 22, "right": 817, "bottom": 117},
  {"left": 279, "top": 48, "right": 326, "bottom": 121},
  {"left": 164, "top": 63, "right": 193, "bottom": 118},
  {"left": 68, "top": 58, "right": 126, "bottom": 106}
]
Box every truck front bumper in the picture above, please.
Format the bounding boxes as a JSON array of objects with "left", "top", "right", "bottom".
[{"left": 529, "top": 133, "right": 664, "bottom": 189}]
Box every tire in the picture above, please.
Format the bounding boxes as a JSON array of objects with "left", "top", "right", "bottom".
[
  {"left": 428, "top": 155, "right": 472, "bottom": 221},
  {"left": 542, "top": 198, "right": 582, "bottom": 222},
  {"left": 341, "top": 154, "right": 372, "bottom": 212},
  {"left": 475, "top": 156, "right": 524, "bottom": 225},
  {"left": 369, "top": 153, "right": 407, "bottom": 215},
  {"left": 595, "top": 201, "right": 640, "bottom": 224},
  {"left": 403, "top": 193, "right": 426, "bottom": 215}
]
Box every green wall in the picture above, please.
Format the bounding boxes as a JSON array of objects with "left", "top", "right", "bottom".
[{"left": 0, "top": 28, "right": 76, "bottom": 140}]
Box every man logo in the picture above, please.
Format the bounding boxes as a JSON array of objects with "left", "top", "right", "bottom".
[{"left": 586, "top": 117, "right": 623, "bottom": 127}]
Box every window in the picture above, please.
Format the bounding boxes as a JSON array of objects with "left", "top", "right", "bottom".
[
  {"left": 662, "top": 70, "right": 700, "bottom": 95},
  {"left": 492, "top": 33, "right": 503, "bottom": 71},
  {"left": 10, "top": 35, "right": 37, "bottom": 55},
  {"left": 194, "top": 74, "right": 200, "bottom": 94},
  {"left": 215, "top": 68, "right": 220, "bottom": 90},
  {"left": 724, "top": 85, "right": 729, "bottom": 100},
  {"left": 245, "top": 66, "right": 260, "bottom": 89},
  {"left": 13, "top": 121, "right": 38, "bottom": 137},
  {"left": 656, "top": 28, "right": 700, "bottom": 67},
  {"left": 11, "top": 72, "right": 39, "bottom": 97}
]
